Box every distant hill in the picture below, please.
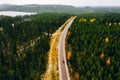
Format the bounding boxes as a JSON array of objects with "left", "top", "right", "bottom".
[{"left": 0, "top": 4, "right": 120, "bottom": 14}]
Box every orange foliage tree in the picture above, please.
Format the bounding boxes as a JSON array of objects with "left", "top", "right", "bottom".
[
  {"left": 67, "top": 51, "right": 72, "bottom": 60},
  {"left": 100, "top": 52, "right": 105, "bottom": 59},
  {"left": 74, "top": 72, "right": 79, "bottom": 80},
  {"left": 106, "top": 57, "right": 111, "bottom": 66},
  {"left": 67, "top": 31, "right": 71, "bottom": 37},
  {"left": 105, "top": 37, "right": 109, "bottom": 43}
]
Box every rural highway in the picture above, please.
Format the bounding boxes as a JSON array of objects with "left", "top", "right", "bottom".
[{"left": 58, "top": 16, "right": 76, "bottom": 80}]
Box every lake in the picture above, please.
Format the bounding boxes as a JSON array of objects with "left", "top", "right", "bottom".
[{"left": 0, "top": 11, "right": 37, "bottom": 17}]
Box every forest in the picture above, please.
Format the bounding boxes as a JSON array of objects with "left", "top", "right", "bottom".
[
  {"left": 0, "top": 13, "right": 71, "bottom": 80},
  {"left": 67, "top": 13, "right": 120, "bottom": 80}
]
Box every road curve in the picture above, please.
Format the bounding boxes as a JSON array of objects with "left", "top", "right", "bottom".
[{"left": 58, "top": 16, "right": 76, "bottom": 80}]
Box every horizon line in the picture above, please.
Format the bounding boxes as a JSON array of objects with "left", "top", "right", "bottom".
[{"left": 0, "top": 3, "right": 120, "bottom": 7}]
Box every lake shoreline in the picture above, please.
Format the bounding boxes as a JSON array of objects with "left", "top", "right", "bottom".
[{"left": 0, "top": 11, "right": 37, "bottom": 17}]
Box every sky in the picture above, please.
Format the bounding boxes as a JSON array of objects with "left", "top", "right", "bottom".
[{"left": 0, "top": 0, "right": 120, "bottom": 7}]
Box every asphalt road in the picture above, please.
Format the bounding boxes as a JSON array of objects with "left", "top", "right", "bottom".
[{"left": 58, "top": 16, "right": 76, "bottom": 80}]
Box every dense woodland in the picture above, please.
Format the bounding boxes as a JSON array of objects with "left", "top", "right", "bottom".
[
  {"left": 0, "top": 13, "right": 71, "bottom": 80},
  {"left": 67, "top": 13, "right": 120, "bottom": 80},
  {"left": 1, "top": 4, "right": 120, "bottom": 14}
]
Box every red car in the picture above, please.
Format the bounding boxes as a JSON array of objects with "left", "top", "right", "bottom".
[{"left": 62, "top": 60, "right": 65, "bottom": 63}]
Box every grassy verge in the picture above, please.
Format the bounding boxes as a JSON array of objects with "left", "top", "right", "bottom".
[{"left": 42, "top": 16, "right": 73, "bottom": 80}]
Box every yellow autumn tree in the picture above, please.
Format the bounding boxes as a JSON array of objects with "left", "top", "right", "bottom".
[
  {"left": 109, "top": 23, "right": 112, "bottom": 26},
  {"left": 67, "top": 51, "right": 72, "bottom": 60},
  {"left": 90, "top": 18, "right": 96, "bottom": 23},
  {"left": 119, "top": 22, "right": 120, "bottom": 26},
  {"left": 105, "top": 37, "right": 109, "bottom": 43},
  {"left": 0, "top": 27, "right": 3, "bottom": 32},
  {"left": 79, "top": 18, "right": 87, "bottom": 22},
  {"left": 106, "top": 57, "right": 111, "bottom": 66}
]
